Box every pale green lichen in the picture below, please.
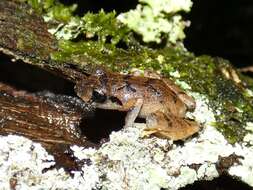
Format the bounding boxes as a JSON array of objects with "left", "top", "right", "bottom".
[
  {"left": 2, "top": 122, "right": 253, "bottom": 189},
  {"left": 48, "top": 17, "right": 82, "bottom": 40},
  {"left": 243, "top": 122, "right": 253, "bottom": 145},
  {"left": 117, "top": 0, "right": 192, "bottom": 43},
  {"left": 229, "top": 144, "right": 253, "bottom": 187},
  {"left": 244, "top": 88, "right": 253, "bottom": 98},
  {"left": 197, "top": 163, "right": 219, "bottom": 180}
]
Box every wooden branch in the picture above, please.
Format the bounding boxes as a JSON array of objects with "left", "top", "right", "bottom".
[
  {"left": 0, "top": 0, "right": 56, "bottom": 62},
  {"left": 0, "top": 82, "right": 87, "bottom": 144}
]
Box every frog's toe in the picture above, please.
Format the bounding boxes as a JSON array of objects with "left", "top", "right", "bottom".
[
  {"left": 141, "top": 128, "right": 160, "bottom": 138},
  {"left": 142, "top": 127, "right": 176, "bottom": 139}
]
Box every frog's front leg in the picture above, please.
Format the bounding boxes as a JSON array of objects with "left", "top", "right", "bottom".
[
  {"left": 124, "top": 98, "right": 143, "bottom": 128},
  {"left": 143, "top": 111, "right": 200, "bottom": 140}
]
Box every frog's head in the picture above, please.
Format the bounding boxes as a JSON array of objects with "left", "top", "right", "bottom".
[{"left": 75, "top": 75, "right": 108, "bottom": 103}]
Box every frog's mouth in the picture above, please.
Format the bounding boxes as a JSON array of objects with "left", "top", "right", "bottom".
[
  {"left": 93, "top": 96, "right": 126, "bottom": 111},
  {"left": 91, "top": 90, "right": 107, "bottom": 103}
]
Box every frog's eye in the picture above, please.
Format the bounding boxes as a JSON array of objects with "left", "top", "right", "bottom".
[{"left": 92, "top": 89, "right": 107, "bottom": 103}]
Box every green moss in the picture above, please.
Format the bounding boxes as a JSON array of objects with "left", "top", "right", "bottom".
[
  {"left": 27, "top": 0, "right": 41, "bottom": 12},
  {"left": 82, "top": 11, "right": 131, "bottom": 46},
  {"left": 23, "top": 0, "right": 54, "bottom": 13},
  {"left": 47, "top": 3, "right": 77, "bottom": 22},
  {"left": 22, "top": 0, "right": 76, "bottom": 22}
]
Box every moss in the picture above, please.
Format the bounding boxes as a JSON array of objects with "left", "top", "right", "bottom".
[
  {"left": 21, "top": 0, "right": 76, "bottom": 22},
  {"left": 24, "top": 0, "right": 54, "bottom": 14},
  {"left": 47, "top": 3, "right": 77, "bottom": 22},
  {"left": 82, "top": 11, "right": 131, "bottom": 46},
  {"left": 24, "top": 0, "right": 192, "bottom": 45}
]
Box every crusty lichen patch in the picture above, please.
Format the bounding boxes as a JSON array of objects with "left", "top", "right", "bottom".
[
  {"left": 1, "top": 115, "right": 253, "bottom": 189},
  {"left": 0, "top": 135, "right": 101, "bottom": 189}
]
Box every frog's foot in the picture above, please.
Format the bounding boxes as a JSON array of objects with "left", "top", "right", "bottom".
[
  {"left": 142, "top": 111, "right": 200, "bottom": 141},
  {"left": 124, "top": 99, "right": 143, "bottom": 128}
]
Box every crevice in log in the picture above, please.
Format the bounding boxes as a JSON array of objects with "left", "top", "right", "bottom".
[
  {"left": 80, "top": 109, "right": 126, "bottom": 144},
  {"left": 0, "top": 52, "right": 75, "bottom": 95}
]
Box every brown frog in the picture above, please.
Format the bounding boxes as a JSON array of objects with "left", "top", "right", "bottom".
[{"left": 75, "top": 69, "right": 199, "bottom": 141}]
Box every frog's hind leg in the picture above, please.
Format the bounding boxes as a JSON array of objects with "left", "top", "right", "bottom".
[
  {"left": 124, "top": 99, "right": 143, "bottom": 128},
  {"left": 143, "top": 111, "right": 200, "bottom": 141}
]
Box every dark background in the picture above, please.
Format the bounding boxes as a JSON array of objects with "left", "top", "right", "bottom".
[{"left": 185, "top": 0, "right": 253, "bottom": 68}]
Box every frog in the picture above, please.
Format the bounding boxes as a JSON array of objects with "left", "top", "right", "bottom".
[{"left": 75, "top": 68, "right": 200, "bottom": 141}]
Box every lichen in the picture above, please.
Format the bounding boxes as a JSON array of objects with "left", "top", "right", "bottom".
[
  {"left": 2, "top": 120, "right": 253, "bottom": 189},
  {"left": 0, "top": 135, "right": 101, "bottom": 189},
  {"left": 117, "top": 0, "right": 192, "bottom": 43}
]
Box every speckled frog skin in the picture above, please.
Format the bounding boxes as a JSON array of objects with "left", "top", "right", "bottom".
[{"left": 75, "top": 69, "right": 200, "bottom": 140}]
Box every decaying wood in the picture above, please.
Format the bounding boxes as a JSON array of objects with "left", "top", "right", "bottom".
[
  {"left": 0, "top": 0, "right": 56, "bottom": 61},
  {"left": 0, "top": 82, "right": 95, "bottom": 171},
  {"left": 0, "top": 82, "right": 89, "bottom": 145}
]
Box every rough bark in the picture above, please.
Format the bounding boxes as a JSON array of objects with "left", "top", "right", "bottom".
[{"left": 0, "top": 82, "right": 87, "bottom": 145}]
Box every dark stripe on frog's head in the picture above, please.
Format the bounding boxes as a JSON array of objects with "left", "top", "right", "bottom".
[
  {"left": 125, "top": 81, "right": 137, "bottom": 92},
  {"left": 145, "top": 78, "right": 162, "bottom": 96},
  {"left": 146, "top": 84, "right": 161, "bottom": 96}
]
